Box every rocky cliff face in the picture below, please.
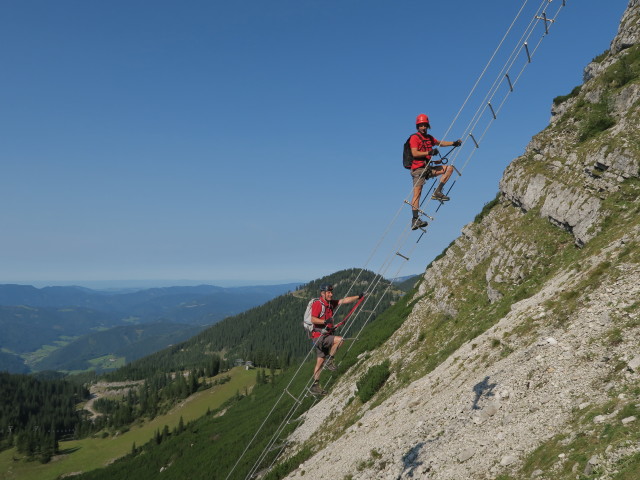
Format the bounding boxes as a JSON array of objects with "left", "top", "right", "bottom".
[
  {"left": 280, "top": 2, "right": 640, "bottom": 479},
  {"left": 501, "top": 0, "right": 640, "bottom": 248}
]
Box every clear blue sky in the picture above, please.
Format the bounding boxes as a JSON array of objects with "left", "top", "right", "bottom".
[{"left": 0, "top": 0, "right": 627, "bottom": 288}]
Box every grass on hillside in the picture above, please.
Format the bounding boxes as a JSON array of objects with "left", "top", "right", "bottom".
[
  {"left": 0, "top": 367, "right": 256, "bottom": 480},
  {"left": 298, "top": 175, "right": 640, "bottom": 478},
  {"left": 86, "top": 355, "right": 126, "bottom": 373},
  {"left": 70, "top": 362, "right": 319, "bottom": 480},
  {"left": 553, "top": 85, "right": 582, "bottom": 106},
  {"left": 553, "top": 44, "right": 640, "bottom": 144},
  {"left": 432, "top": 177, "right": 637, "bottom": 367},
  {"left": 21, "top": 339, "right": 77, "bottom": 368}
]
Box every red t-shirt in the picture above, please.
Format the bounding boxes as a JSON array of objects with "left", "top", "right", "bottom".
[
  {"left": 310, "top": 298, "right": 339, "bottom": 338},
  {"left": 409, "top": 132, "right": 439, "bottom": 170}
]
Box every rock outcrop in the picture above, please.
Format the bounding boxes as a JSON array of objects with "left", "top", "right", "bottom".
[{"left": 503, "top": 0, "right": 640, "bottom": 247}]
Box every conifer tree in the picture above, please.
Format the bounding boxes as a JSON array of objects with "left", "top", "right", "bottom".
[{"left": 178, "top": 416, "right": 184, "bottom": 434}]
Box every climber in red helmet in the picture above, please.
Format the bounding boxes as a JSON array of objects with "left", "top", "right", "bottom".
[
  {"left": 409, "top": 114, "right": 461, "bottom": 229},
  {"left": 308, "top": 284, "right": 362, "bottom": 395}
]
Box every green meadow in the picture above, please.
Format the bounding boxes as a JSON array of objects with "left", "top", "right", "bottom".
[
  {"left": 0, "top": 367, "right": 256, "bottom": 480},
  {"left": 86, "top": 355, "right": 126, "bottom": 372}
]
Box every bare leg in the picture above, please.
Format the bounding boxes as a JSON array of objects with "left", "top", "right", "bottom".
[
  {"left": 329, "top": 336, "right": 343, "bottom": 357},
  {"left": 313, "top": 357, "right": 325, "bottom": 381},
  {"left": 440, "top": 165, "right": 453, "bottom": 184},
  {"left": 411, "top": 185, "right": 422, "bottom": 210}
]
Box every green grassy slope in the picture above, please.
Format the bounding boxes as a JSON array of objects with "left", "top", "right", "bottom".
[{"left": 0, "top": 367, "right": 256, "bottom": 480}]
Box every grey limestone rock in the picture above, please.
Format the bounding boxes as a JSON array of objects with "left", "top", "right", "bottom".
[
  {"left": 500, "top": 454, "right": 518, "bottom": 466},
  {"left": 458, "top": 447, "right": 475, "bottom": 463},
  {"left": 628, "top": 356, "right": 640, "bottom": 372}
]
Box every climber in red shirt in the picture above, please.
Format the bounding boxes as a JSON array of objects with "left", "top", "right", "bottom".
[
  {"left": 309, "top": 284, "right": 361, "bottom": 395},
  {"left": 409, "top": 114, "right": 461, "bottom": 229}
]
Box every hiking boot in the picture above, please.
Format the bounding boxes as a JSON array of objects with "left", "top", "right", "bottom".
[
  {"left": 431, "top": 191, "right": 450, "bottom": 202},
  {"left": 310, "top": 382, "right": 327, "bottom": 395},
  {"left": 324, "top": 357, "right": 337, "bottom": 371},
  {"left": 411, "top": 218, "right": 428, "bottom": 230}
]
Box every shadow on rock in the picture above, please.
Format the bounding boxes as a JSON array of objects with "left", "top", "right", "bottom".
[{"left": 472, "top": 375, "right": 497, "bottom": 410}]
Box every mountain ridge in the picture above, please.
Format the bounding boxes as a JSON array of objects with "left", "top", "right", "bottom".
[{"left": 0, "top": 283, "right": 300, "bottom": 310}]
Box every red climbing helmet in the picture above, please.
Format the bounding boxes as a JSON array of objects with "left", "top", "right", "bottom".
[{"left": 415, "top": 113, "right": 430, "bottom": 127}]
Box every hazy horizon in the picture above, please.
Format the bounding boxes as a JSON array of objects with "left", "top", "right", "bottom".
[
  {"left": 0, "top": 273, "right": 421, "bottom": 290},
  {"left": 0, "top": 278, "right": 308, "bottom": 290}
]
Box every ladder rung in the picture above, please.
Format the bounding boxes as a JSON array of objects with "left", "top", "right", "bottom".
[
  {"left": 285, "top": 388, "right": 302, "bottom": 405},
  {"left": 488, "top": 102, "right": 497, "bottom": 119},
  {"left": 505, "top": 73, "right": 514, "bottom": 92},
  {"left": 396, "top": 251, "right": 410, "bottom": 261},
  {"left": 403, "top": 201, "right": 434, "bottom": 220}
]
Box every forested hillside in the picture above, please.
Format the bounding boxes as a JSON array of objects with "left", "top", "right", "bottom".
[
  {"left": 0, "top": 373, "right": 91, "bottom": 463},
  {"left": 0, "top": 306, "right": 116, "bottom": 354},
  {"left": 107, "top": 269, "right": 401, "bottom": 381},
  {"left": 0, "top": 351, "right": 30, "bottom": 375}
]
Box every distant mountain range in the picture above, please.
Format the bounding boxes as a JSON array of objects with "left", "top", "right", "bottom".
[
  {"left": 33, "top": 322, "right": 207, "bottom": 372},
  {"left": 0, "top": 283, "right": 299, "bottom": 316},
  {"left": 0, "top": 282, "right": 299, "bottom": 374}
]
